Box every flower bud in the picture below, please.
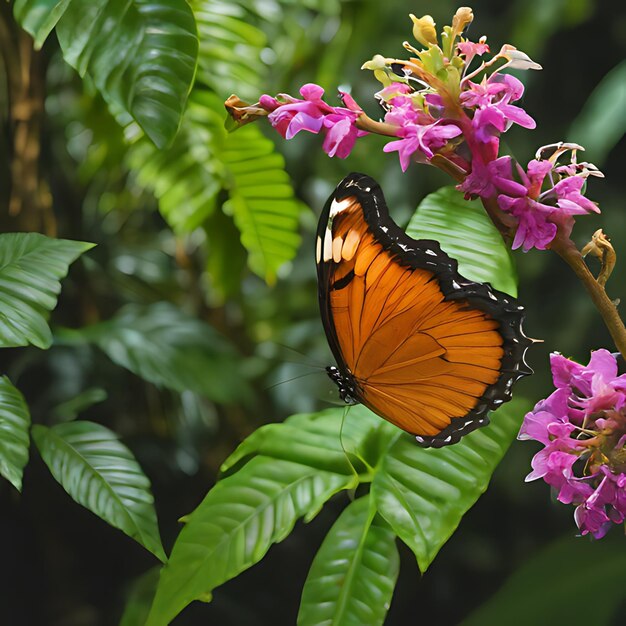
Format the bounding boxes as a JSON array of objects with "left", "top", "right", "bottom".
[
  {"left": 409, "top": 14, "right": 438, "bottom": 47},
  {"left": 499, "top": 45, "right": 542, "bottom": 70},
  {"left": 451, "top": 7, "right": 474, "bottom": 38},
  {"left": 224, "top": 95, "right": 269, "bottom": 127}
]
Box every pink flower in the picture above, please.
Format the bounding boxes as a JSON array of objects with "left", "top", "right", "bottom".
[
  {"left": 551, "top": 177, "right": 600, "bottom": 220},
  {"left": 260, "top": 84, "right": 330, "bottom": 138},
  {"left": 383, "top": 121, "right": 462, "bottom": 171},
  {"left": 322, "top": 114, "right": 367, "bottom": 158},
  {"left": 383, "top": 95, "right": 422, "bottom": 126},
  {"left": 574, "top": 502, "right": 611, "bottom": 539},
  {"left": 497, "top": 159, "right": 599, "bottom": 251},
  {"left": 379, "top": 94, "right": 462, "bottom": 169},
  {"left": 460, "top": 74, "right": 535, "bottom": 161},
  {"left": 460, "top": 77, "right": 509, "bottom": 109},
  {"left": 457, "top": 39, "right": 490, "bottom": 65},
  {"left": 259, "top": 84, "right": 365, "bottom": 159},
  {"left": 518, "top": 388, "right": 571, "bottom": 445},
  {"left": 519, "top": 350, "right": 626, "bottom": 539},
  {"left": 461, "top": 74, "right": 536, "bottom": 136},
  {"left": 459, "top": 155, "right": 528, "bottom": 199},
  {"left": 498, "top": 196, "right": 557, "bottom": 251}
]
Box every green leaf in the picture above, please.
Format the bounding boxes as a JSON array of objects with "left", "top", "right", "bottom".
[
  {"left": 13, "top": 0, "right": 199, "bottom": 148},
  {"left": 0, "top": 377, "right": 31, "bottom": 491},
  {"left": 128, "top": 90, "right": 303, "bottom": 284},
  {"left": 0, "top": 233, "right": 93, "bottom": 349},
  {"left": 568, "top": 60, "right": 626, "bottom": 163},
  {"left": 371, "top": 398, "right": 529, "bottom": 572},
  {"left": 32, "top": 420, "right": 166, "bottom": 561},
  {"left": 68, "top": 302, "right": 248, "bottom": 403},
  {"left": 220, "top": 405, "right": 398, "bottom": 478},
  {"left": 298, "top": 496, "right": 399, "bottom": 626},
  {"left": 222, "top": 124, "right": 303, "bottom": 283},
  {"left": 193, "top": 0, "right": 267, "bottom": 101},
  {"left": 406, "top": 186, "right": 517, "bottom": 296},
  {"left": 462, "top": 533, "right": 626, "bottom": 626},
  {"left": 146, "top": 457, "right": 354, "bottom": 625},
  {"left": 127, "top": 90, "right": 226, "bottom": 233}
]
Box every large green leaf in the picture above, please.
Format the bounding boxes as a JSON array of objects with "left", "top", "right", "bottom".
[
  {"left": 32, "top": 420, "right": 166, "bottom": 561},
  {"left": 298, "top": 496, "right": 399, "bottom": 626},
  {"left": 146, "top": 457, "right": 354, "bottom": 625},
  {"left": 13, "top": 0, "right": 198, "bottom": 148},
  {"left": 220, "top": 405, "right": 396, "bottom": 479},
  {"left": 568, "top": 60, "right": 626, "bottom": 163},
  {"left": 0, "top": 377, "right": 31, "bottom": 491},
  {"left": 371, "top": 399, "right": 529, "bottom": 572},
  {"left": 406, "top": 186, "right": 517, "bottom": 296},
  {"left": 0, "top": 233, "right": 93, "bottom": 349},
  {"left": 66, "top": 302, "right": 247, "bottom": 403},
  {"left": 462, "top": 533, "right": 626, "bottom": 626}
]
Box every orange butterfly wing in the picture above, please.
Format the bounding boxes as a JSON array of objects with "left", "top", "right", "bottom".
[{"left": 317, "top": 173, "right": 532, "bottom": 447}]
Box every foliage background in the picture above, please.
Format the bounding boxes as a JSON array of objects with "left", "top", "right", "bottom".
[{"left": 2, "top": 0, "right": 626, "bottom": 624}]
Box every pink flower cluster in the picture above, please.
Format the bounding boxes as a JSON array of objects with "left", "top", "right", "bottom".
[
  {"left": 258, "top": 84, "right": 366, "bottom": 159},
  {"left": 227, "top": 9, "right": 602, "bottom": 253},
  {"left": 462, "top": 155, "right": 600, "bottom": 251},
  {"left": 519, "top": 350, "right": 626, "bottom": 538}
]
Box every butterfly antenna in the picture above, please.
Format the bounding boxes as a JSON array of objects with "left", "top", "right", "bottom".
[
  {"left": 273, "top": 342, "right": 327, "bottom": 370},
  {"left": 263, "top": 370, "right": 322, "bottom": 392},
  {"left": 339, "top": 405, "right": 359, "bottom": 496}
]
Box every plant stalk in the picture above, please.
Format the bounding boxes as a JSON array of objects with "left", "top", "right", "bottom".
[
  {"left": 550, "top": 233, "right": 626, "bottom": 360},
  {"left": 479, "top": 196, "right": 626, "bottom": 360}
]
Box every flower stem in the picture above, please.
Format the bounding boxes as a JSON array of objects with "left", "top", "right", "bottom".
[
  {"left": 479, "top": 197, "right": 626, "bottom": 359},
  {"left": 480, "top": 195, "right": 517, "bottom": 240},
  {"left": 355, "top": 113, "right": 400, "bottom": 137},
  {"left": 550, "top": 234, "right": 626, "bottom": 360}
]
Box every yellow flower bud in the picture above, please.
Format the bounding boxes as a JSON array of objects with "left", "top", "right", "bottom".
[
  {"left": 409, "top": 14, "right": 437, "bottom": 47},
  {"left": 451, "top": 7, "right": 474, "bottom": 37}
]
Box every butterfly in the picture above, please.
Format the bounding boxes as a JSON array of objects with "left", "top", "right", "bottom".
[{"left": 316, "top": 172, "right": 533, "bottom": 447}]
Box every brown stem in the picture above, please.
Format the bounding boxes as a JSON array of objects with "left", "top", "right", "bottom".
[
  {"left": 480, "top": 195, "right": 517, "bottom": 242},
  {"left": 479, "top": 197, "right": 626, "bottom": 358},
  {"left": 550, "top": 234, "right": 626, "bottom": 360}
]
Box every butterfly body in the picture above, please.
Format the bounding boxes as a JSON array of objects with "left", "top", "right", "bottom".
[{"left": 317, "top": 172, "right": 532, "bottom": 447}]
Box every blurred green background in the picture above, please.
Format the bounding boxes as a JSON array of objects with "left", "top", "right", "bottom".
[{"left": 1, "top": 0, "right": 625, "bottom": 624}]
